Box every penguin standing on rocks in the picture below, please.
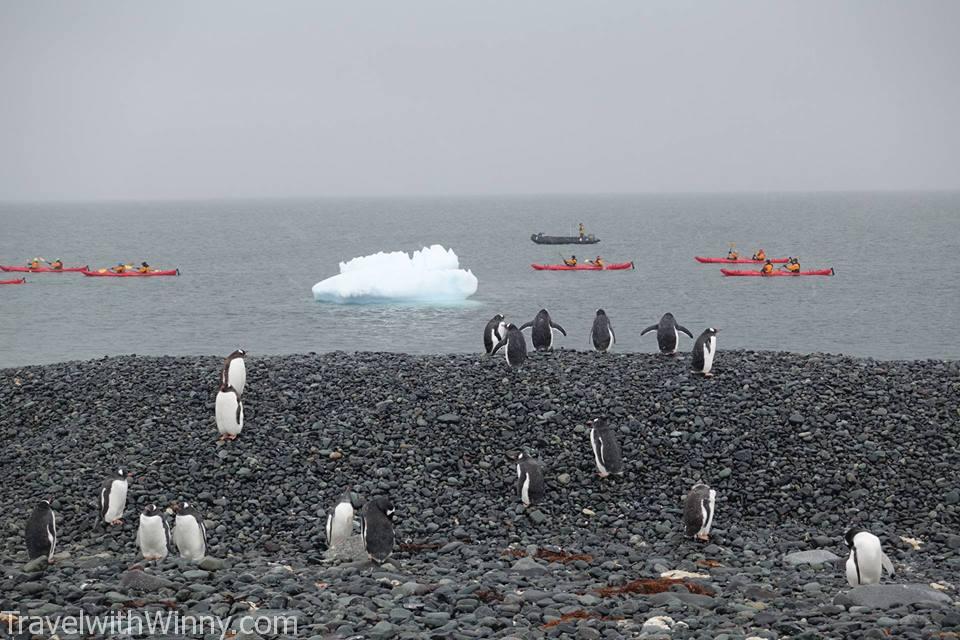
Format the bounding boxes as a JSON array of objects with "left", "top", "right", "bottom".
[
  {"left": 844, "top": 528, "right": 895, "bottom": 587},
  {"left": 519, "top": 309, "right": 567, "bottom": 351},
  {"left": 691, "top": 328, "right": 719, "bottom": 376},
  {"left": 173, "top": 502, "right": 207, "bottom": 562},
  {"left": 641, "top": 313, "right": 694, "bottom": 355},
  {"left": 25, "top": 499, "right": 56, "bottom": 562},
  {"left": 516, "top": 452, "right": 546, "bottom": 506},
  {"left": 100, "top": 468, "right": 131, "bottom": 526},
  {"left": 683, "top": 483, "right": 716, "bottom": 541},
  {"left": 589, "top": 418, "right": 623, "bottom": 477},
  {"left": 591, "top": 309, "right": 615, "bottom": 352},
  {"left": 483, "top": 314, "right": 507, "bottom": 355},
  {"left": 491, "top": 324, "right": 527, "bottom": 368},
  {"left": 136, "top": 504, "right": 171, "bottom": 561},
  {"left": 326, "top": 487, "right": 355, "bottom": 549},
  {"left": 361, "top": 497, "right": 395, "bottom": 563},
  {"left": 215, "top": 382, "right": 244, "bottom": 441},
  {"left": 221, "top": 349, "right": 246, "bottom": 396}
]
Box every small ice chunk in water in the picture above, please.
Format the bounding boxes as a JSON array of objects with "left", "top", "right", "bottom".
[{"left": 312, "top": 245, "right": 478, "bottom": 304}]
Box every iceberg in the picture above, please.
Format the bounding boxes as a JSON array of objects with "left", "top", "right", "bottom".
[{"left": 312, "top": 245, "right": 478, "bottom": 304}]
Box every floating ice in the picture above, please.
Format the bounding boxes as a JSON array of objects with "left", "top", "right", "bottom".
[{"left": 312, "top": 245, "right": 478, "bottom": 304}]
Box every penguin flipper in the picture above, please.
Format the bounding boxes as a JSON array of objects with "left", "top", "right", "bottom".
[
  {"left": 881, "top": 553, "right": 895, "bottom": 576},
  {"left": 99, "top": 486, "right": 108, "bottom": 521},
  {"left": 518, "top": 321, "right": 533, "bottom": 331},
  {"left": 677, "top": 325, "right": 694, "bottom": 339},
  {"left": 491, "top": 337, "right": 507, "bottom": 355},
  {"left": 551, "top": 322, "right": 567, "bottom": 336},
  {"left": 640, "top": 324, "right": 658, "bottom": 337}
]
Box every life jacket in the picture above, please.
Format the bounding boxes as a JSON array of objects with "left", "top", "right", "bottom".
[
  {"left": 114, "top": 265, "right": 127, "bottom": 273},
  {"left": 762, "top": 263, "right": 774, "bottom": 274},
  {"left": 564, "top": 259, "right": 577, "bottom": 267},
  {"left": 754, "top": 250, "right": 766, "bottom": 261},
  {"left": 595, "top": 258, "right": 604, "bottom": 268},
  {"left": 728, "top": 252, "right": 738, "bottom": 260},
  {"left": 51, "top": 261, "right": 63, "bottom": 269},
  {"left": 138, "top": 266, "right": 150, "bottom": 273},
  {"left": 787, "top": 263, "right": 800, "bottom": 272}
]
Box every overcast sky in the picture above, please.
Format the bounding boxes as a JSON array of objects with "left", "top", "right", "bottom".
[{"left": 1, "top": 0, "right": 958, "bottom": 200}]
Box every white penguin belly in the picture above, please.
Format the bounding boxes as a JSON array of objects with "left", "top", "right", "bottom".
[
  {"left": 229, "top": 359, "right": 246, "bottom": 396},
  {"left": 700, "top": 489, "right": 716, "bottom": 535},
  {"left": 672, "top": 328, "right": 679, "bottom": 354},
  {"left": 138, "top": 516, "right": 168, "bottom": 559},
  {"left": 590, "top": 431, "right": 608, "bottom": 476},
  {"left": 701, "top": 337, "right": 716, "bottom": 374},
  {"left": 174, "top": 518, "right": 206, "bottom": 561},
  {"left": 521, "top": 475, "right": 531, "bottom": 505},
  {"left": 104, "top": 481, "right": 128, "bottom": 522},
  {"left": 216, "top": 392, "right": 243, "bottom": 435},
  {"left": 47, "top": 513, "right": 57, "bottom": 561},
  {"left": 327, "top": 502, "right": 354, "bottom": 547},
  {"left": 608, "top": 328, "right": 615, "bottom": 350}
]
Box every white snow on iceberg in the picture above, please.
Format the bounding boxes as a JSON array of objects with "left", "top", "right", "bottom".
[{"left": 312, "top": 245, "right": 478, "bottom": 304}]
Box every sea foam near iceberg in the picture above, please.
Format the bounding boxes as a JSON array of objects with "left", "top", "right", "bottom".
[{"left": 312, "top": 245, "right": 478, "bottom": 304}]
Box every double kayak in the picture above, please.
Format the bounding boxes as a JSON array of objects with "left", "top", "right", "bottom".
[
  {"left": 531, "top": 233, "right": 600, "bottom": 245},
  {"left": 81, "top": 269, "right": 179, "bottom": 277},
  {"left": 721, "top": 268, "right": 834, "bottom": 277},
  {"left": 1, "top": 265, "right": 88, "bottom": 272},
  {"left": 1, "top": 278, "right": 26, "bottom": 285},
  {"left": 532, "top": 261, "right": 634, "bottom": 271},
  {"left": 695, "top": 256, "right": 788, "bottom": 264}
]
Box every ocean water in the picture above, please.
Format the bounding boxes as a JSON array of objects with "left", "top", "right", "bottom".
[{"left": 1, "top": 192, "right": 958, "bottom": 367}]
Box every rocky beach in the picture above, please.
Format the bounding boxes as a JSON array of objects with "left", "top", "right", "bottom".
[{"left": 1, "top": 350, "right": 958, "bottom": 639}]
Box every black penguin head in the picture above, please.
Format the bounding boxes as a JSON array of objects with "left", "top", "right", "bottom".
[
  {"left": 339, "top": 486, "right": 356, "bottom": 506},
  {"left": 142, "top": 504, "right": 159, "bottom": 516},
  {"left": 663, "top": 312, "right": 675, "bottom": 321},
  {"left": 705, "top": 328, "right": 719, "bottom": 336},
  {"left": 596, "top": 309, "right": 606, "bottom": 316},
  {"left": 537, "top": 309, "right": 549, "bottom": 318},
  {"left": 37, "top": 499, "right": 52, "bottom": 510},
  {"left": 591, "top": 417, "right": 609, "bottom": 430},
  {"left": 844, "top": 527, "right": 866, "bottom": 548},
  {"left": 506, "top": 323, "right": 518, "bottom": 332},
  {"left": 113, "top": 467, "right": 131, "bottom": 479},
  {"left": 370, "top": 496, "right": 394, "bottom": 517},
  {"left": 492, "top": 313, "right": 504, "bottom": 321}
]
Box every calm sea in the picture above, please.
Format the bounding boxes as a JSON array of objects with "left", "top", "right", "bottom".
[{"left": 1, "top": 192, "right": 958, "bottom": 367}]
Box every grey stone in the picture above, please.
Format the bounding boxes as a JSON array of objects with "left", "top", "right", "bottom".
[
  {"left": 834, "top": 584, "right": 953, "bottom": 609},
  {"left": 783, "top": 550, "right": 841, "bottom": 566}
]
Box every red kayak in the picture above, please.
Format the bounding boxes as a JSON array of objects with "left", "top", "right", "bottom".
[
  {"left": 721, "top": 268, "right": 834, "bottom": 277},
  {"left": 532, "top": 261, "right": 634, "bottom": 271},
  {"left": 695, "top": 256, "right": 788, "bottom": 264},
  {"left": 1, "top": 277, "right": 26, "bottom": 285},
  {"left": 81, "top": 268, "right": 179, "bottom": 277},
  {"left": 1, "top": 265, "right": 88, "bottom": 272}
]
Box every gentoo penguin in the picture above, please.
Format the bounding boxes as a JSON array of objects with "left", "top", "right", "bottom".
[
  {"left": 173, "top": 502, "right": 207, "bottom": 561},
  {"left": 483, "top": 314, "right": 507, "bottom": 355},
  {"left": 25, "top": 499, "right": 57, "bottom": 562},
  {"left": 683, "top": 483, "right": 716, "bottom": 541},
  {"left": 691, "top": 328, "right": 719, "bottom": 376},
  {"left": 220, "top": 349, "right": 246, "bottom": 396},
  {"left": 326, "top": 487, "right": 355, "bottom": 549},
  {"left": 519, "top": 309, "right": 567, "bottom": 351},
  {"left": 589, "top": 418, "right": 623, "bottom": 477},
  {"left": 844, "top": 528, "right": 895, "bottom": 587},
  {"left": 591, "top": 309, "right": 616, "bottom": 352},
  {"left": 361, "top": 497, "right": 395, "bottom": 563},
  {"left": 641, "top": 313, "right": 694, "bottom": 355},
  {"left": 491, "top": 324, "right": 527, "bottom": 368},
  {"left": 136, "top": 504, "right": 171, "bottom": 561},
  {"left": 100, "top": 468, "right": 131, "bottom": 526},
  {"left": 215, "top": 383, "right": 244, "bottom": 441},
  {"left": 516, "top": 452, "right": 546, "bottom": 506}
]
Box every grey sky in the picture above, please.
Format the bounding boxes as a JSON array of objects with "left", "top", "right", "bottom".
[{"left": 1, "top": 0, "right": 958, "bottom": 200}]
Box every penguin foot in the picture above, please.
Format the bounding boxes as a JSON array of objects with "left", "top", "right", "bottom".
[
  {"left": 695, "top": 533, "right": 710, "bottom": 542},
  {"left": 110, "top": 519, "right": 123, "bottom": 526},
  {"left": 703, "top": 372, "right": 714, "bottom": 377}
]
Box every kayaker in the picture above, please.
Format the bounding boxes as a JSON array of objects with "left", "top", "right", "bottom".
[
  {"left": 112, "top": 263, "right": 129, "bottom": 274},
  {"left": 50, "top": 259, "right": 64, "bottom": 270},
  {"left": 563, "top": 255, "right": 578, "bottom": 267},
  {"left": 783, "top": 257, "right": 801, "bottom": 273},
  {"left": 578, "top": 223, "right": 586, "bottom": 239},
  {"left": 593, "top": 256, "right": 604, "bottom": 268},
  {"left": 727, "top": 248, "right": 739, "bottom": 260},
  {"left": 761, "top": 260, "right": 774, "bottom": 275},
  {"left": 752, "top": 248, "right": 766, "bottom": 261},
  {"left": 137, "top": 262, "right": 151, "bottom": 273},
  {"left": 28, "top": 258, "right": 41, "bottom": 269}
]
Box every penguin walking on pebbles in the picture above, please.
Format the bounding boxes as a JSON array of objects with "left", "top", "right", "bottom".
[
  {"left": 691, "top": 328, "right": 719, "bottom": 376},
  {"left": 641, "top": 313, "right": 694, "bottom": 355},
  {"left": 591, "top": 309, "right": 615, "bottom": 352},
  {"left": 173, "top": 502, "right": 207, "bottom": 562},
  {"left": 361, "top": 497, "right": 395, "bottom": 563},
  {"left": 100, "top": 468, "right": 132, "bottom": 526},
  {"left": 492, "top": 324, "right": 527, "bottom": 368},
  {"left": 519, "top": 309, "right": 566, "bottom": 351},
  {"left": 483, "top": 314, "right": 507, "bottom": 355},
  {"left": 326, "top": 487, "right": 355, "bottom": 549},
  {"left": 215, "top": 382, "right": 244, "bottom": 441},
  {"left": 844, "top": 528, "right": 895, "bottom": 587},
  {"left": 25, "top": 499, "right": 57, "bottom": 562},
  {"left": 516, "top": 452, "right": 546, "bottom": 506},
  {"left": 589, "top": 418, "right": 623, "bottom": 477},
  {"left": 136, "top": 504, "right": 171, "bottom": 562},
  {"left": 683, "top": 483, "right": 716, "bottom": 541},
  {"left": 221, "top": 349, "right": 246, "bottom": 396}
]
